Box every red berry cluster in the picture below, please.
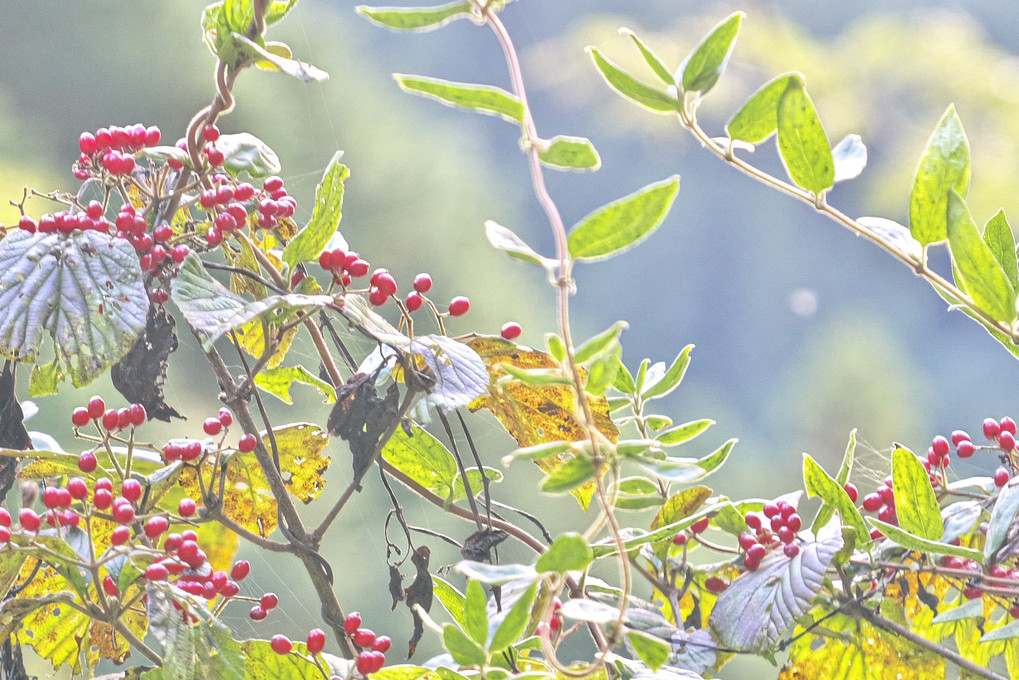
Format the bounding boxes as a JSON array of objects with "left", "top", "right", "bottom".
[
  {"left": 922, "top": 418, "right": 1015, "bottom": 488},
  {"left": 75, "top": 123, "right": 161, "bottom": 180},
  {"left": 317, "top": 248, "right": 370, "bottom": 287},
  {"left": 17, "top": 203, "right": 116, "bottom": 236},
  {"left": 534, "top": 597, "right": 564, "bottom": 637},
  {"left": 343, "top": 612, "right": 390, "bottom": 674},
  {"left": 249, "top": 591, "right": 279, "bottom": 622},
  {"left": 114, "top": 203, "right": 190, "bottom": 278},
  {"left": 739, "top": 500, "right": 802, "bottom": 571},
  {"left": 199, "top": 173, "right": 296, "bottom": 247},
  {"left": 672, "top": 515, "right": 711, "bottom": 549},
  {"left": 71, "top": 396, "right": 149, "bottom": 473}
]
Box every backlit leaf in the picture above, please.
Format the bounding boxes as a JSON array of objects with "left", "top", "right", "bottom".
[
  {"left": 410, "top": 334, "right": 489, "bottom": 411},
  {"left": 540, "top": 455, "right": 595, "bottom": 494},
  {"left": 656, "top": 419, "right": 713, "bottom": 446},
  {"left": 382, "top": 424, "right": 458, "bottom": 501},
  {"left": 641, "top": 345, "right": 693, "bottom": 400},
  {"left": 535, "top": 533, "right": 593, "bottom": 573},
  {"left": 946, "top": 189, "right": 1016, "bottom": 323},
  {"left": 396, "top": 74, "right": 523, "bottom": 123},
  {"left": 615, "top": 476, "right": 666, "bottom": 511},
  {"left": 283, "top": 153, "right": 348, "bottom": 270},
  {"left": 465, "top": 336, "right": 619, "bottom": 510},
  {"left": 868, "top": 519, "right": 982, "bottom": 561},
  {"left": 0, "top": 230, "right": 146, "bottom": 387},
  {"left": 776, "top": 78, "right": 834, "bottom": 196},
  {"left": 443, "top": 623, "right": 487, "bottom": 666},
  {"left": 255, "top": 365, "right": 337, "bottom": 404},
  {"left": 588, "top": 47, "right": 679, "bottom": 113},
  {"left": 433, "top": 576, "right": 467, "bottom": 630},
  {"left": 537, "top": 135, "right": 601, "bottom": 171},
  {"left": 568, "top": 176, "right": 679, "bottom": 261},
  {"left": 357, "top": 2, "right": 474, "bottom": 32},
  {"left": 891, "top": 445, "right": 943, "bottom": 541},
  {"left": 484, "top": 221, "right": 556, "bottom": 269},
  {"left": 626, "top": 630, "right": 672, "bottom": 672},
  {"left": 726, "top": 73, "right": 799, "bottom": 144},
  {"left": 803, "top": 453, "right": 869, "bottom": 544},
  {"left": 229, "top": 33, "right": 328, "bottom": 82},
  {"left": 574, "top": 321, "right": 627, "bottom": 365},
  {"left": 909, "top": 104, "right": 970, "bottom": 246},
  {"left": 465, "top": 580, "right": 488, "bottom": 645},
  {"left": 681, "top": 12, "right": 744, "bottom": 95},
  {"left": 620, "top": 28, "right": 674, "bottom": 85},
  {"left": 490, "top": 581, "right": 537, "bottom": 652},
  {"left": 650, "top": 485, "right": 712, "bottom": 557},
  {"left": 983, "top": 209, "right": 1019, "bottom": 290},
  {"left": 214, "top": 132, "right": 284, "bottom": 178}
]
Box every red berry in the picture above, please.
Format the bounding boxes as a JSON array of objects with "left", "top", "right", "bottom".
[
  {"left": 995, "top": 467, "right": 1011, "bottom": 487},
  {"left": 70, "top": 407, "right": 89, "bottom": 428},
  {"left": 448, "top": 296, "right": 470, "bottom": 317},
  {"left": 413, "top": 273, "right": 432, "bottom": 293},
  {"left": 690, "top": 517, "right": 710, "bottom": 534},
  {"left": 786, "top": 514, "right": 802, "bottom": 532},
  {"left": 500, "top": 322, "right": 522, "bottom": 340},
  {"left": 122, "top": 479, "right": 142, "bottom": 502},
  {"left": 963, "top": 585, "right": 983, "bottom": 600},
  {"left": 238, "top": 433, "right": 257, "bottom": 453},
  {"left": 957, "top": 441, "right": 976, "bottom": 458},
  {"left": 672, "top": 531, "right": 688, "bottom": 546},
  {"left": 17, "top": 216, "right": 36, "bottom": 233},
  {"left": 270, "top": 634, "right": 292, "bottom": 655},
  {"left": 113, "top": 502, "right": 135, "bottom": 525},
  {"left": 1002, "top": 431, "right": 1017, "bottom": 452},
  {"left": 704, "top": 576, "right": 729, "bottom": 594},
  {"left": 932, "top": 435, "right": 950, "bottom": 457},
  {"left": 43, "top": 487, "right": 61, "bottom": 509},
  {"left": 357, "top": 652, "right": 375, "bottom": 675},
  {"left": 183, "top": 441, "right": 204, "bottom": 462},
  {"left": 145, "top": 516, "right": 169, "bottom": 538},
  {"left": 877, "top": 485, "right": 895, "bottom": 504},
  {"left": 178, "top": 498, "right": 197, "bottom": 517},
  {"left": 344, "top": 612, "right": 362, "bottom": 634},
  {"left": 235, "top": 183, "right": 255, "bottom": 201},
  {"left": 206, "top": 145, "right": 225, "bottom": 167},
  {"left": 348, "top": 259, "right": 370, "bottom": 278},
  {"left": 260, "top": 593, "right": 279, "bottom": 611},
  {"left": 737, "top": 532, "right": 757, "bottom": 551},
  {"left": 249, "top": 605, "right": 267, "bottom": 621},
  {"left": 747, "top": 544, "right": 766, "bottom": 563},
  {"left": 783, "top": 543, "right": 800, "bottom": 558},
  {"left": 79, "top": 132, "right": 98, "bottom": 155},
  {"left": 372, "top": 636, "right": 392, "bottom": 653},
  {"left": 178, "top": 539, "right": 200, "bottom": 562},
  {"left": 1003, "top": 417, "right": 1018, "bottom": 435},
  {"left": 202, "top": 124, "right": 220, "bottom": 142},
  {"left": 93, "top": 489, "right": 113, "bottom": 510},
  {"left": 101, "top": 409, "right": 119, "bottom": 431},
  {"left": 163, "top": 442, "right": 182, "bottom": 462},
  {"left": 145, "top": 126, "right": 161, "bottom": 146},
  {"left": 984, "top": 418, "right": 1001, "bottom": 439},
  {"left": 319, "top": 251, "right": 333, "bottom": 271},
  {"left": 405, "top": 292, "right": 423, "bottom": 312},
  {"left": 206, "top": 226, "right": 223, "bottom": 246},
  {"left": 78, "top": 452, "right": 98, "bottom": 474},
  {"left": 951, "top": 430, "right": 970, "bottom": 445},
  {"left": 877, "top": 505, "right": 896, "bottom": 524},
  {"left": 218, "top": 408, "right": 233, "bottom": 427},
  {"left": 146, "top": 564, "right": 169, "bottom": 581},
  {"left": 369, "top": 289, "right": 388, "bottom": 307},
  {"left": 103, "top": 574, "right": 119, "bottom": 597},
  {"left": 111, "top": 526, "right": 131, "bottom": 546},
  {"left": 203, "top": 418, "right": 223, "bottom": 436},
  {"left": 221, "top": 580, "right": 240, "bottom": 598},
  {"left": 843, "top": 483, "right": 859, "bottom": 503},
  {"left": 307, "top": 628, "right": 326, "bottom": 655},
  {"left": 19, "top": 508, "right": 39, "bottom": 532},
  {"left": 88, "top": 395, "right": 106, "bottom": 419},
  {"left": 67, "top": 478, "right": 88, "bottom": 500},
  {"left": 231, "top": 560, "right": 251, "bottom": 581},
  {"left": 762, "top": 502, "right": 779, "bottom": 519},
  {"left": 353, "top": 628, "right": 375, "bottom": 648}
]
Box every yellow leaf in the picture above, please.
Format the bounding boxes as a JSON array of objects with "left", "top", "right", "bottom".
[
  {"left": 196, "top": 521, "right": 240, "bottom": 574},
  {"left": 235, "top": 316, "right": 298, "bottom": 369},
  {"left": 465, "top": 336, "right": 619, "bottom": 510},
  {"left": 16, "top": 563, "right": 89, "bottom": 672}
]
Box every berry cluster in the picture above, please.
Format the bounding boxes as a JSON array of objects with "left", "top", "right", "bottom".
[
  {"left": 739, "top": 500, "right": 803, "bottom": 571},
  {"left": 534, "top": 597, "right": 564, "bottom": 637},
  {"left": 343, "top": 611, "right": 391, "bottom": 674},
  {"left": 199, "top": 173, "right": 296, "bottom": 247},
  {"left": 76, "top": 123, "right": 161, "bottom": 180},
  {"left": 937, "top": 555, "right": 1019, "bottom": 616}
]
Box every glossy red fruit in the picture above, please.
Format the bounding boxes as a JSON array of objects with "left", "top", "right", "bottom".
[
  {"left": 405, "top": 292, "right": 423, "bottom": 312},
  {"left": 103, "top": 574, "right": 119, "bottom": 597},
  {"left": 1001, "top": 431, "right": 1017, "bottom": 452},
  {"left": 356, "top": 652, "right": 375, "bottom": 675},
  {"left": 221, "top": 580, "right": 240, "bottom": 598},
  {"left": 249, "top": 605, "right": 267, "bottom": 621},
  {"left": 67, "top": 477, "right": 88, "bottom": 500},
  {"left": 145, "top": 516, "right": 169, "bottom": 538},
  {"left": 87, "top": 396, "right": 106, "bottom": 419},
  {"left": 995, "top": 467, "right": 1011, "bottom": 487},
  {"left": 71, "top": 407, "right": 91, "bottom": 427},
  {"left": 122, "top": 479, "right": 143, "bottom": 502},
  {"left": 448, "top": 296, "right": 470, "bottom": 317},
  {"left": 744, "top": 512, "right": 762, "bottom": 530},
  {"left": 231, "top": 560, "right": 251, "bottom": 581},
  {"left": 413, "top": 273, "right": 432, "bottom": 293},
  {"left": 1003, "top": 417, "right": 1018, "bottom": 435},
  {"left": 261, "top": 593, "right": 279, "bottom": 611},
  {"left": 984, "top": 418, "right": 1001, "bottom": 439},
  {"left": 843, "top": 483, "right": 859, "bottom": 503},
  {"left": 963, "top": 585, "right": 983, "bottom": 600},
  {"left": 762, "top": 502, "right": 779, "bottom": 519},
  {"left": 218, "top": 408, "right": 233, "bottom": 427},
  {"left": 956, "top": 440, "right": 976, "bottom": 458},
  {"left": 202, "top": 124, "right": 220, "bottom": 142},
  {"left": 271, "top": 634, "right": 292, "bottom": 655},
  {"left": 178, "top": 498, "right": 198, "bottom": 517},
  {"left": 704, "top": 576, "right": 729, "bottom": 594},
  {"left": 307, "top": 628, "right": 326, "bottom": 655},
  {"left": 93, "top": 489, "right": 113, "bottom": 511},
  {"left": 206, "top": 145, "right": 225, "bottom": 167},
  {"left": 111, "top": 526, "right": 131, "bottom": 546},
  {"left": 861, "top": 493, "right": 882, "bottom": 512},
  {"left": 500, "top": 322, "right": 522, "bottom": 340},
  {"left": 102, "top": 409, "right": 120, "bottom": 431},
  {"left": 672, "top": 531, "right": 688, "bottom": 546},
  {"left": 19, "top": 509, "right": 40, "bottom": 532},
  {"left": 146, "top": 564, "right": 169, "bottom": 581},
  {"left": 786, "top": 514, "right": 802, "bottom": 532},
  {"left": 353, "top": 628, "right": 375, "bottom": 648},
  {"left": 344, "top": 612, "right": 362, "bottom": 634},
  {"left": 113, "top": 503, "right": 135, "bottom": 525},
  {"left": 951, "top": 430, "right": 970, "bottom": 445},
  {"left": 43, "top": 487, "right": 61, "bottom": 509},
  {"left": 372, "top": 636, "right": 392, "bottom": 653},
  {"left": 203, "top": 418, "right": 223, "bottom": 436},
  {"left": 369, "top": 289, "right": 388, "bottom": 307},
  {"left": 690, "top": 517, "right": 710, "bottom": 534},
  {"left": 783, "top": 543, "right": 800, "bottom": 558},
  {"left": 931, "top": 435, "right": 950, "bottom": 457},
  {"left": 374, "top": 272, "right": 397, "bottom": 296},
  {"left": 78, "top": 452, "right": 98, "bottom": 474}
]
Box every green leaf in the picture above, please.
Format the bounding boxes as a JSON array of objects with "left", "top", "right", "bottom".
[
  {"left": 591, "top": 505, "right": 719, "bottom": 558},
  {"left": 254, "top": 365, "right": 336, "bottom": 404},
  {"left": 568, "top": 176, "right": 680, "bottom": 262},
  {"left": 411, "top": 335, "right": 490, "bottom": 410},
  {"left": 650, "top": 485, "right": 712, "bottom": 557},
  {"left": 947, "top": 190, "right": 1017, "bottom": 323},
  {"left": 465, "top": 580, "right": 489, "bottom": 645},
  {"left": 484, "top": 221, "right": 556, "bottom": 269},
  {"left": 451, "top": 466, "right": 502, "bottom": 503},
  {"left": 776, "top": 78, "right": 834, "bottom": 196},
  {"left": 931, "top": 598, "right": 984, "bottom": 625},
  {"left": 171, "top": 254, "right": 332, "bottom": 352},
  {"left": 537, "top": 136, "right": 601, "bottom": 171},
  {"left": 620, "top": 29, "right": 674, "bottom": 85},
  {"left": 489, "top": 581, "right": 538, "bottom": 652},
  {"left": 545, "top": 334, "right": 567, "bottom": 362},
  {"left": 433, "top": 576, "right": 468, "bottom": 630},
  {"left": 540, "top": 456, "right": 595, "bottom": 494},
  {"left": 587, "top": 47, "right": 679, "bottom": 113},
  {"left": 0, "top": 230, "right": 146, "bottom": 387},
  {"left": 214, "top": 132, "right": 283, "bottom": 178},
  {"left": 395, "top": 74, "right": 523, "bottom": 124},
  {"left": 626, "top": 630, "right": 672, "bottom": 671},
  {"left": 726, "top": 73, "right": 799, "bottom": 144},
  {"left": 574, "top": 321, "right": 628, "bottom": 365},
  {"left": 443, "top": 623, "right": 487, "bottom": 666},
  {"left": 802, "top": 453, "right": 869, "bottom": 544},
  {"left": 640, "top": 345, "right": 693, "bottom": 400},
  {"left": 456, "top": 561, "right": 537, "bottom": 586},
  {"left": 681, "top": 12, "right": 744, "bottom": 95},
  {"left": 983, "top": 210, "right": 1019, "bottom": 289},
  {"left": 382, "top": 424, "right": 458, "bottom": 498},
  {"left": 615, "top": 476, "right": 666, "bottom": 511},
  {"left": 656, "top": 419, "right": 713, "bottom": 446},
  {"left": 638, "top": 439, "right": 736, "bottom": 484},
  {"left": 283, "top": 153, "right": 348, "bottom": 270},
  {"left": 229, "top": 33, "right": 329, "bottom": 82},
  {"left": 891, "top": 445, "right": 943, "bottom": 540},
  {"left": 612, "top": 362, "right": 636, "bottom": 395},
  {"left": 29, "top": 360, "right": 64, "bottom": 397},
  {"left": 985, "top": 480, "right": 1019, "bottom": 562},
  {"left": 810, "top": 430, "right": 857, "bottom": 533},
  {"left": 710, "top": 524, "right": 843, "bottom": 653},
  {"left": 357, "top": 2, "right": 474, "bottom": 32},
  {"left": 868, "top": 518, "right": 982, "bottom": 561},
  {"left": 909, "top": 104, "right": 970, "bottom": 246},
  {"left": 981, "top": 618, "right": 1019, "bottom": 643},
  {"left": 497, "top": 364, "right": 571, "bottom": 386},
  {"left": 585, "top": 343, "right": 622, "bottom": 397},
  {"left": 535, "top": 533, "right": 593, "bottom": 573}
]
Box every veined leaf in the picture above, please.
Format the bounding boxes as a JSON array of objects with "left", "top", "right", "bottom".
[
  {"left": 650, "top": 485, "right": 712, "bottom": 557},
  {"left": 489, "top": 581, "right": 538, "bottom": 652},
  {"left": 802, "top": 453, "right": 869, "bottom": 544},
  {"left": 985, "top": 481, "right": 1019, "bottom": 562},
  {"left": 588, "top": 47, "right": 679, "bottom": 113},
  {"left": 443, "top": 624, "right": 487, "bottom": 667},
  {"left": 283, "top": 153, "right": 348, "bottom": 270},
  {"left": 382, "top": 424, "right": 458, "bottom": 501},
  {"left": 776, "top": 78, "right": 833, "bottom": 196},
  {"left": 946, "top": 189, "right": 1016, "bottom": 323},
  {"left": 655, "top": 419, "right": 713, "bottom": 446},
  {"left": 983, "top": 209, "right": 1019, "bottom": 290},
  {"left": 254, "top": 365, "right": 337, "bottom": 404},
  {"left": 464, "top": 580, "right": 488, "bottom": 645},
  {"left": 726, "top": 73, "right": 799, "bottom": 144},
  {"left": 591, "top": 505, "right": 720, "bottom": 558},
  {"left": 619, "top": 28, "right": 674, "bottom": 85},
  {"left": 395, "top": 74, "right": 523, "bottom": 123},
  {"left": 574, "top": 321, "right": 628, "bottom": 365},
  {"left": 433, "top": 576, "right": 468, "bottom": 631},
  {"left": 568, "top": 176, "right": 680, "bottom": 261},
  {"left": 811, "top": 430, "right": 857, "bottom": 533},
  {"left": 357, "top": 2, "right": 474, "bottom": 32},
  {"left": 869, "top": 519, "right": 982, "bottom": 561},
  {"left": 891, "top": 446, "right": 943, "bottom": 540},
  {"left": 229, "top": 33, "right": 328, "bottom": 82},
  {"left": 537, "top": 135, "right": 601, "bottom": 171},
  {"left": 626, "top": 630, "right": 672, "bottom": 671},
  {"left": 909, "top": 104, "right": 970, "bottom": 246},
  {"left": 214, "top": 132, "right": 283, "bottom": 178},
  {"left": 681, "top": 12, "right": 744, "bottom": 95},
  {"left": 410, "top": 334, "right": 489, "bottom": 411}
]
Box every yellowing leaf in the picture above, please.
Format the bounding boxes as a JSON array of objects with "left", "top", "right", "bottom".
[
  {"left": 196, "top": 521, "right": 240, "bottom": 574},
  {"left": 15, "top": 563, "right": 92, "bottom": 672},
  {"left": 465, "top": 336, "right": 619, "bottom": 510},
  {"left": 234, "top": 316, "right": 298, "bottom": 369}
]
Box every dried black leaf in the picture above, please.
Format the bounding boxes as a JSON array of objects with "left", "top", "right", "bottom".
[
  {"left": 111, "top": 304, "right": 183, "bottom": 422},
  {"left": 327, "top": 373, "right": 400, "bottom": 488},
  {"left": 389, "top": 564, "right": 405, "bottom": 611},
  {"left": 461, "top": 529, "right": 509, "bottom": 562},
  {"left": 405, "top": 545, "right": 432, "bottom": 658},
  {"left": 0, "top": 362, "right": 28, "bottom": 500}
]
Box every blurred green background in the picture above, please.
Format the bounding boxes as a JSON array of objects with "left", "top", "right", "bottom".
[{"left": 3, "top": 1, "right": 1019, "bottom": 677}]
